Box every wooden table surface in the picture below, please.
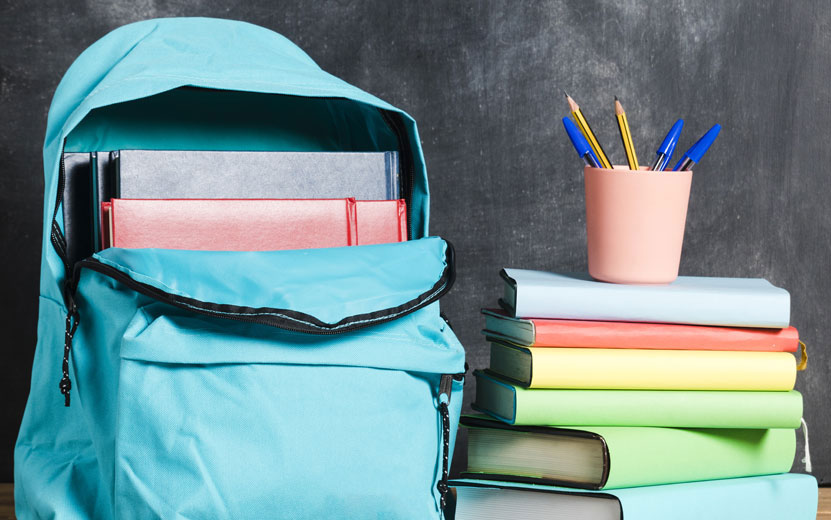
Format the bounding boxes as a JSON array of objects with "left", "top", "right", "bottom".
[
  {"left": 823, "top": 488, "right": 831, "bottom": 519},
  {"left": 0, "top": 483, "right": 828, "bottom": 518}
]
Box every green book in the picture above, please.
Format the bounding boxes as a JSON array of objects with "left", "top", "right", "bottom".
[
  {"left": 460, "top": 415, "right": 796, "bottom": 490},
  {"left": 473, "top": 370, "right": 803, "bottom": 429}
]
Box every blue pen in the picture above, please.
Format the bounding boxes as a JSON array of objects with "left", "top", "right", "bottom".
[
  {"left": 672, "top": 124, "right": 721, "bottom": 171},
  {"left": 650, "top": 119, "right": 684, "bottom": 171},
  {"left": 563, "top": 117, "right": 601, "bottom": 167}
]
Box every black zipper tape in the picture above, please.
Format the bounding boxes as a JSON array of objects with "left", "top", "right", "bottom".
[{"left": 51, "top": 143, "right": 71, "bottom": 279}]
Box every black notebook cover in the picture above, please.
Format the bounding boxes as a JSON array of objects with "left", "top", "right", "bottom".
[
  {"left": 91, "top": 152, "right": 116, "bottom": 251},
  {"left": 61, "top": 152, "right": 94, "bottom": 266}
]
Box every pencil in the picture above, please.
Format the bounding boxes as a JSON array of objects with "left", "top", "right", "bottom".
[
  {"left": 614, "top": 96, "right": 639, "bottom": 170},
  {"left": 565, "top": 93, "right": 612, "bottom": 169}
]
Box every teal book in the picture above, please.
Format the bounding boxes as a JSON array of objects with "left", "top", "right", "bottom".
[
  {"left": 450, "top": 474, "right": 818, "bottom": 520},
  {"left": 500, "top": 268, "right": 790, "bottom": 328}
]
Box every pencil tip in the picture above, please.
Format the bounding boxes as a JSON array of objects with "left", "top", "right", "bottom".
[
  {"left": 614, "top": 95, "right": 619, "bottom": 101},
  {"left": 564, "top": 91, "right": 570, "bottom": 98},
  {"left": 565, "top": 93, "right": 579, "bottom": 112}
]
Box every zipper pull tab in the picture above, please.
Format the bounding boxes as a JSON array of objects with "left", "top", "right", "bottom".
[
  {"left": 439, "top": 370, "right": 466, "bottom": 403},
  {"left": 439, "top": 373, "right": 453, "bottom": 403},
  {"left": 436, "top": 372, "right": 464, "bottom": 512},
  {"left": 60, "top": 281, "right": 79, "bottom": 407}
]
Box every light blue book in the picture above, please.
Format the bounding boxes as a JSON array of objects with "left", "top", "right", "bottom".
[
  {"left": 451, "top": 473, "right": 818, "bottom": 520},
  {"left": 500, "top": 269, "right": 790, "bottom": 328}
]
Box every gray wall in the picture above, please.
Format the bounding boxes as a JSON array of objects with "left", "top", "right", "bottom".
[{"left": 2, "top": 0, "right": 828, "bottom": 484}]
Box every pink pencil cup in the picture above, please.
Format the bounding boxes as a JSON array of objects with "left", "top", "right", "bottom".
[{"left": 584, "top": 165, "right": 693, "bottom": 284}]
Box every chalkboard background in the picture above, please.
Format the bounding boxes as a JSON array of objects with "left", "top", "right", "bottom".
[{"left": 2, "top": 1, "right": 829, "bottom": 484}]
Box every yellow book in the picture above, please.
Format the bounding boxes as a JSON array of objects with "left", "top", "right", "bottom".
[{"left": 488, "top": 341, "right": 797, "bottom": 391}]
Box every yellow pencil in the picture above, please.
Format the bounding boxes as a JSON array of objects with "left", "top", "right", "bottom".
[
  {"left": 614, "top": 96, "right": 639, "bottom": 170},
  {"left": 565, "top": 93, "right": 612, "bottom": 169}
]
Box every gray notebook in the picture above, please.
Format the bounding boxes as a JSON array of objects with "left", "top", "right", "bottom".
[{"left": 114, "top": 150, "right": 399, "bottom": 200}]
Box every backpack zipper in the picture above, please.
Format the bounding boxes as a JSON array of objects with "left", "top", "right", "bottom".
[
  {"left": 73, "top": 240, "right": 454, "bottom": 334},
  {"left": 60, "top": 241, "right": 456, "bottom": 405},
  {"left": 51, "top": 141, "right": 71, "bottom": 278}
]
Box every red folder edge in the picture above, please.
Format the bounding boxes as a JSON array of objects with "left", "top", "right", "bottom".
[{"left": 102, "top": 198, "right": 409, "bottom": 251}]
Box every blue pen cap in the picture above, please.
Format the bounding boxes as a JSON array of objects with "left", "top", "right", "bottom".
[
  {"left": 687, "top": 125, "right": 721, "bottom": 163},
  {"left": 671, "top": 123, "right": 722, "bottom": 171},
  {"left": 687, "top": 124, "right": 721, "bottom": 163},
  {"left": 562, "top": 117, "right": 593, "bottom": 158},
  {"left": 658, "top": 119, "right": 684, "bottom": 157}
]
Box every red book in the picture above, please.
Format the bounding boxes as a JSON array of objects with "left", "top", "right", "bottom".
[
  {"left": 355, "top": 200, "right": 407, "bottom": 245},
  {"left": 104, "top": 198, "right": 359, "bottom": 251},
  {"left": 482, "top": 308, "right": 800, "bottom": 352}
]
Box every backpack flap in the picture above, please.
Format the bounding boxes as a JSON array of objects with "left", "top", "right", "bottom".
[{"left": 80, "top": 236, "right": 453, "bottom": 334}]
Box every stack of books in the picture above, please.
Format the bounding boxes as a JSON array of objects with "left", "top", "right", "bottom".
[
  {"left": 450, "top": 269, "right": 818, "bottom": 519},
  {"left": 61, "top": 149, "right": 407, "bottom": 261}
]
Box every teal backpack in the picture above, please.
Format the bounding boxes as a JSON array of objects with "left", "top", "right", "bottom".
[{"left": 15, "top": 18, "right": 465, "bottom": 519}]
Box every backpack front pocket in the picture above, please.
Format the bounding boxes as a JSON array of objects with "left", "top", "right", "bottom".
[
  {"left": 68, "top": 238, "right": 464, "bottom": 519},
  {"left": 113, "top": 306, "right": 462, "bottom": 519}
]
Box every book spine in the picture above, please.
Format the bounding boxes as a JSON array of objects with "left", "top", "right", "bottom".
[{"left": 386, "top": 151, "right": 396, "bottom": 199}]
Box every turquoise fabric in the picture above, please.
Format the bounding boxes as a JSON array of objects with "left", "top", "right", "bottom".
[
  {"left": 70, "top": 242, "right": 463, "bottom": 519},
  {"left": 16, "top": 18, "right": 460, "bottom": 519}
]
